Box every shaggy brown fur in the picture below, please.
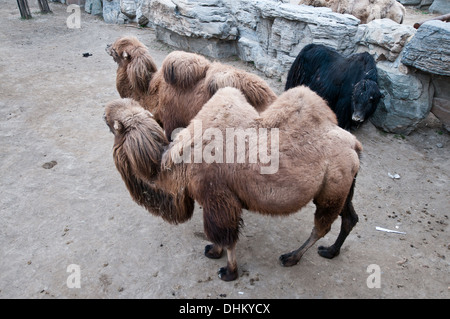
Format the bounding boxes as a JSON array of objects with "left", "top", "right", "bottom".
[
  {"left": 106, "top": 36, "right": 277, "bottom": 138},
  {"left": 104, "top": 86, "right": 363, "bottom": 281},
  {"left": 104, "top": 98, "right": 195, "bottom": 224},
  {"left": 298, "top": 0, "right": 406, "bottom": 24},
  {"left": 106, "top": 37, "right": 163, "bottom": 123}
]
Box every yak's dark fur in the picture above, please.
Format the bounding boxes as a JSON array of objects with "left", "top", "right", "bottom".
[{"left": 285, "top": 44, "right": 382, "bottom": 130}]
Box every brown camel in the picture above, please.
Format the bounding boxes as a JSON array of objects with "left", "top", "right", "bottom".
[
  {"left": 106, "top": 36, "right": 277, "bottom": 138},
  {"left": 104, "top": 86, "right": 363, "bottom": 281}
]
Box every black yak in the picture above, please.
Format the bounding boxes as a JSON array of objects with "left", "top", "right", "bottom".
[{"left": 285, "top": 44, "right": 382, "bottom": 130}]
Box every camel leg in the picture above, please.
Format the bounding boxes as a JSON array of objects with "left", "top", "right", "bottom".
[
  {"left": 200, "top": 186, "right": 242, "bottom": 281},
  {"left": 318, "top": 178, "right": 358, "bottom": 259},
  {"left": 279, "top": 205, "right": 340, "bottom": 267},
  {"left": 279, "top": 226, "right": 323, "bottom": 267},
  {"left": 317, "top": 201, "right": 358, "bottom": 258},
  {"left": 204, "top": 244, "right": 223, "bottom": 259},
  {"left": 218, "top": 243, "right": 238, "bottom": 281}
]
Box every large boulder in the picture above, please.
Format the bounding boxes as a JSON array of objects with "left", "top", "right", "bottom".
[
  {"left": 84, "top": 0, "right": 102, "bottom": 15},
  {"left": 121, "top": 0, "right": 138, "bottom": 19},
  {"left": 233, "top": 0, "right": 360, "bottom": 76},
  {"left": 401, "top": 20, "right": 450, "bottom": 77},
  {"left": 150, "top": 0, "right": 238, "bottom": 40},
  {"left": 136, "top": 0, "right": 151, "bottom": 26},
  {"left": 400, "top": 20, "right": 450, "bottom": 131},
  {"left": 355, "top": 19, "right": 416, "bottom": 62},
  {"left": 78, "top": 0, "right": 446, "bottom": 133},
  {"left": 354, "top": 19, "right": 438, "bottom": 134},
  {"left": 103, "top": 0, "right": 142, "bottom": 24},
  {"left": 370, "top": 62, "right": 434, "bottom": 134},
  {"left": 429, "top": 0, "right": 450, "bottom": 14},
  {"left": 397, "top": 0, "right": 434, "bottom": 7},
  {"left": 396, "top": 0, "right": 422, "bottom": 5},
  {"left": 150, "top": 0, "right": 239, "bottom": 58},
  {"left": 430, "top": 75, "right": 450, "bottom": 132},
  {"left": 103, "top": 0, "right": 121, "bottom": 23}
]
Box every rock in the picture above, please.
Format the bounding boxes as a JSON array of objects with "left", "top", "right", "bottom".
[
  {"left": 84, "top": 0, "right": 92, "bottom": 13},
  {"left": 397, "top": 0, "right": 422, "bottom": 5},
  {"left": 432, "top": 100, "right": 450, "bottom": 132},
  {"left": 121, "top": 0, "right": 138, "bottom": 19},
  {"left": 150, "top": 0, "right": 360, "bottom": 67},
  {"left": 42, "top": 161, "right": 57, "bottom": 169},
  {"left": 397, "top": 0, "right": 434, "bottom": 7},
  {"left": 150, "top": 0, "right": 238, "bottom": 40},
  {"left": 66, "top": 0, "right": 86, "bottom": 5},
  {"left": 401, "top": 20, "right": 450, "bottom": 76},
  {"left": 418, "top": 0, "right": 434, "bottom": 8},
  {"left": 103, "top": 0, "right": 121, "bottom": 23},
  {"left": 232, "top": 0, "right": 359, "bottom": 76},
  {"left": 82, "top": 0, "right": 445, "bottom": 134},
  {"left": 430, "top": 75, "right": 450, "bottom": 131},
  {"left": 137, "top": 0, "right": 152, "bottom": 26},
  {"left": 429, "top": 0, "right": 450, "bottom": 14},
  {"left": 85, "top": 0, "right": 102, "bottom": 16},
  {"left": 103, "top": 0, "right": 133, "bottom": 24},
  {"left": 155, "top": 26, "right": 238, "bottom": 58},
  {"left": 370, "top": 61, "right": 434, "bottom": 134},
  {"left": 138, "top": 14, "right": 149, "bottom": 26},
  {"left": 150, "top": 0, "right": 239, "bottom": 58},
  {"left": 355, "top": 19, "right": 416, "bottom": 62},
  {"left": 400, "top": 20, "right": 450, "bottom": 131}
]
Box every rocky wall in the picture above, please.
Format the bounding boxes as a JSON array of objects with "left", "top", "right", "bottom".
[
  {"left": 57, "top": 0, "right": 449, "bottom": 134},
  {"left": 401, "top": 20, "right": 450, "bottom": 131}
]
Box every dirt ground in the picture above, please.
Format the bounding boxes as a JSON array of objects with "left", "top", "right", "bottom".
[{"left": 0, "top": 1, "right": 448, "bottom": 299}]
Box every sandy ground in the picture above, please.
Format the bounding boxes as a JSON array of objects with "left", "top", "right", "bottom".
[{"left": 0, "top": 2, "right": 448, "bottom": 299}]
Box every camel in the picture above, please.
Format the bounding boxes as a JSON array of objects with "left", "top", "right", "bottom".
[
  {"left": 104, "top": 86, "right": 363, "bottom": 281},
  {"left": 106, "top": 36, "right": 277, "bottom": 138},
  {"left": 298, "top": 0, "right": 406, "bottom": 24}
]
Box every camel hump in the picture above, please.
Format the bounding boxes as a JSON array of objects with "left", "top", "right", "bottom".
[
  {"left": 205, "top": 64, "right": 239, "bottom": 97},
  {"left": 200, "top": 87, "right": 258, "bottom": 122},
  {"left": 206, "top": 63, "right": 276, "bottom": 112},
  {"left": 261, "top": 86, "right": 338, "bottom": 128},
  {"left": 163, "top": 87, "right": 257, "bottom": 170},
  {"left": 162, "top": 51, "right": 210, "bottom": 90}
]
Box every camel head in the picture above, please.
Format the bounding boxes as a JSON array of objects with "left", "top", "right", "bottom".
[
  {"left": 104, "top": 98, "right": 168, "bottom": 183},
  {"left": 104, "top": 98, "right": 195, "bottom": 225},
  {"left": 106, "top": 36, "right": 158, "bottom": 93}
]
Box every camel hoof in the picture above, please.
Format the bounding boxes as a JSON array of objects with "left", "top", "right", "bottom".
[
  {"left": 318, "top": 245, "right": 340, "bottom": 259},
  {"left": 218, "top": 266, "right": 238, "bottom": 281},
  {"left": 204, "top": 244, "right": 223, "bottom": 259},
  {"left": 279, "top": 252, "right": 300, "bottom": 267}
]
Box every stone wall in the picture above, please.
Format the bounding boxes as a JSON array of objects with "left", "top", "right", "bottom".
[
  {"left": 401, "top": 20, "right": 450, "bottom": 131},
  {"left": 56, "top": 0, "right": 449, "bottom": 133}
]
